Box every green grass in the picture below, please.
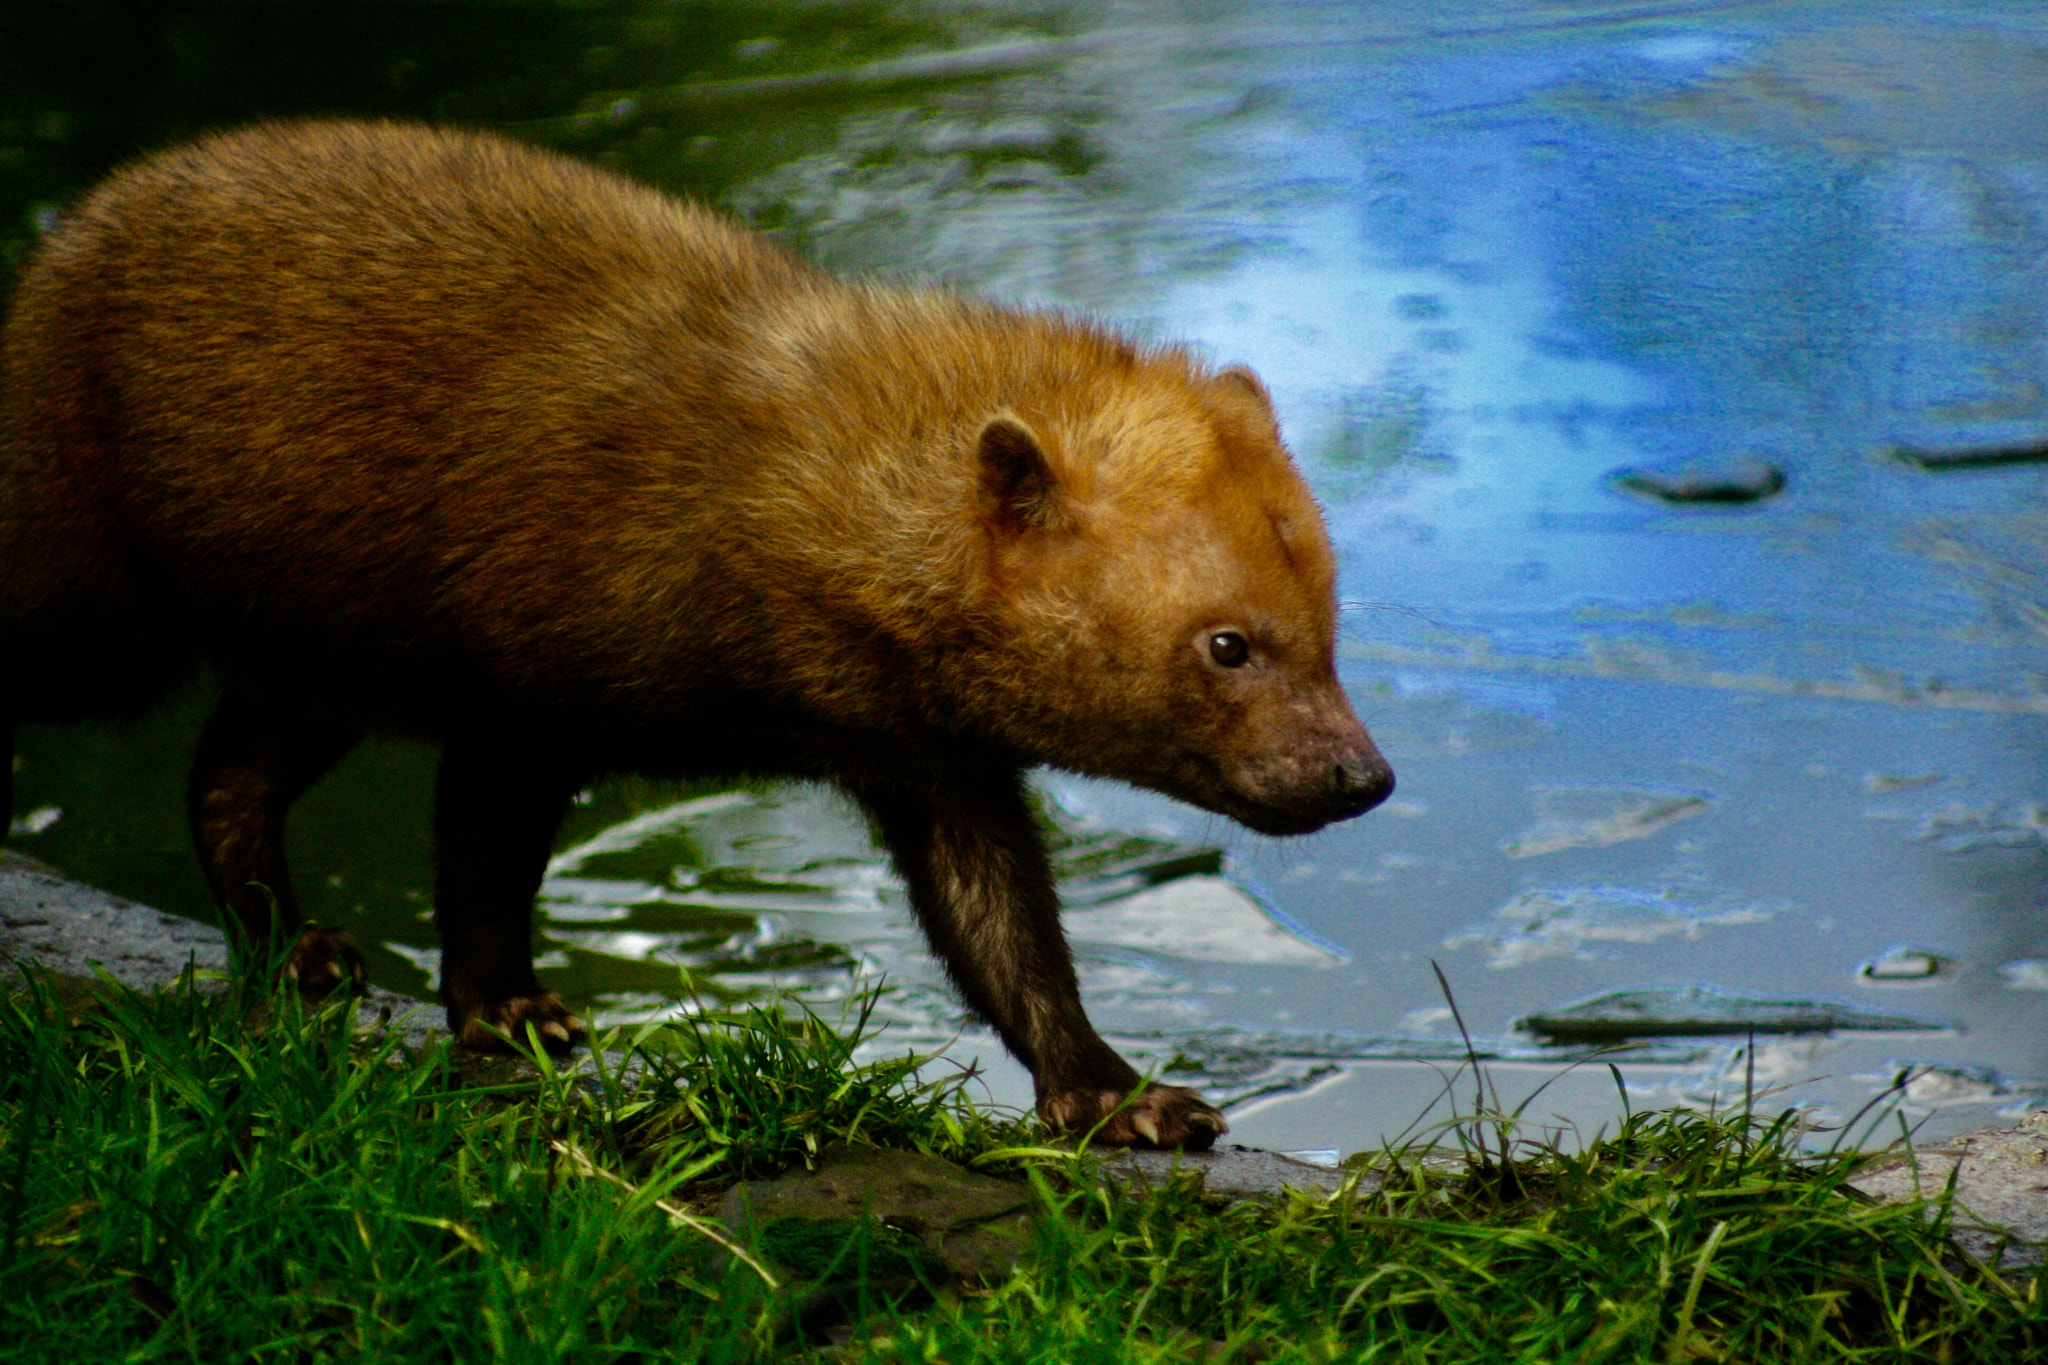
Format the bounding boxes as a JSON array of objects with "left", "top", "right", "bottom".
[
  {"left": 852, "top": 1108, "right": 2043, "bottom": 1364},
  {"left": 0, "top": 970, "right": 2041, "bottom": 1363}
]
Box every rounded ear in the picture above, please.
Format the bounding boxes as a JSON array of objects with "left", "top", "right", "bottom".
[
  {"left": 978, "top": 413, "right": 1066, "bottom": 534},
  {"left": 1215, "top": 364, "right": 1275, "bottom": 413}
]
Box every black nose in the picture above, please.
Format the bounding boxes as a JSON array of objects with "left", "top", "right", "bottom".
[{"left": 1332, "top": 754, "right": 1395, "bottom": 813}]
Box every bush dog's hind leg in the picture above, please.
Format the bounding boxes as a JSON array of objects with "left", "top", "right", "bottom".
[
  {"left": 433, "top": 736, "right": 587, "bottom": 1055},
  {"left": 857, "top": 759, "right": 1226, "bottom": 1150},
  {"left": 188, "top": 691, "right": 365, "bottom": 998}
]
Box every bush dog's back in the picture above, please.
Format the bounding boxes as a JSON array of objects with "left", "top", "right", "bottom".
[{"left": 0, "top": 121, "right": 1392, "bottom": 1147}]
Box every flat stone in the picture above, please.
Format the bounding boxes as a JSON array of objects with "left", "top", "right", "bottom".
[
  {"left": 1499, "top": 788, "right": 1711, "bottom": 858},
  {"left": 1061, "top": 874, "right": 1344, "bottom": 966},
  {"left": 1849, "top": 1113, "right": 2048, "bottom": 1269},
  {"left": 1609, "top": 454, "right": 1786, "bottom": 505},
  {"left": 1, "top": 851, "right": 430, "bottom": 1042},
  {"left": 2, "top": 852, "right": 229, "bottom": 989},
  {"left": 1858, "top": 943, "right": 1955, "bottom": 981},
  {"left": 1889, "top": 442, "right": 2048, "bottom": 472},
  {"left": 718, "top": 1142, "right": 1032, "bottom": 1281},
  {"left": 1451, "top": 885, "right": 1766, "bottom": 971},
  {"left": 1096, "top": 1143, "right": 1352, "bottom": 1199},
  {"left": 1521, "top": 985, "right": 1942, "bottom": 1043}
]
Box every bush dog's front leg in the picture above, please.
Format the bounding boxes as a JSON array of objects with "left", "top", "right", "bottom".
[
  {"left": 857, "top": 760, "right": 1225, "bottom": 1150},
  {"left": 434, "top": 736, "right": 588, "bottom": 1054}
]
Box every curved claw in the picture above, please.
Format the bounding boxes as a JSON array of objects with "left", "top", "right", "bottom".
[
  {"left": 1041, "top": 1081, "right": 1228, "bottom": 1151},
  {"left": 451, "top": 991, "right": 588, "bottom": 1057},
  {"left": 282, "top": 925, "right": 367, "bottom": 1001}
]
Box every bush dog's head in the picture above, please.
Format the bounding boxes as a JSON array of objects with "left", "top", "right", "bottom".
[{"left": 973, "top": 360, "right": 1394, "bottom": 836}]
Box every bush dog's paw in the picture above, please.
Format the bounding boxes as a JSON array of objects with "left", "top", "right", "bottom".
[
  {"left": 1042, "top": 1082, "right": 1228, "bottom": 1151},
  {"left": 453, "top": 992, "right": 588, "bottom": 1056},
  {"left": 283, "top": 925, "right": 367, "bottom": 1001}
]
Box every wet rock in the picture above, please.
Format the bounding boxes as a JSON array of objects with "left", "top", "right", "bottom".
[
  {"left": 1, "top": 851, "right": 434, "bottom": 1048},
  {"left": 1062, "top": 874, "right": 1343, "bottom": 966},
  {"left": 1449, "top": 887, "right": 1766, "bottom": 970},
  {"left": 1676, "top": 1035, "right": 1846, "bottom": 1108},
  {"left": 1521, "top": 985, "right": 1942, "bottom": 1044},
  {"left": 1915, "top": 801, "right": 2048, "bottom": 851},
  {"left": 1861, "top": 771, "right": 1944, "bottom": 794},
  {"left": 1097, "top": 1143, "right": 1353, "bottom": 1200},
  {"left": 1608, "top": 454, "right": 1786, "bottom": 505},
  {"left": 1850, "top": 1113, "right": 2048, "bottom": 1270},
  {"left": 7, "top": 805, "right": 61, "bottom": 836},
  {"left": 718, "top": 1143, "right": 1032, "bottom": 1282},
  {"left": 1889, "top": 441, "right": 2048, "bottom": 472},
  {"left": 2000, "top": 960, "right": 2048, "bottom": 991},
  {"left": 1858, "top": 944, "right": 1954, "bottom": 982},
  {"left": 1884, "top": 1063, "right": 2047, "bottom": 1112},
  {"left": 1119, "top": 1029, "right": 1420, "bottom": 1108},
  {"left": 1046, "top": 803, "right": 1343, "bottom": 964},
  {"left": 2, "top": 852, "right": 229, "bottom": 990},
  {"left": 1500, "top": 787, "right": 1711, "bottom": 857},
  {"left": 1047, "top": 824, "right": 1224, "bottom": 893}
]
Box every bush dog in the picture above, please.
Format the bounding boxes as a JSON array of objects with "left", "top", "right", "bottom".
[{"left": 0, "top": 121, "right": 1393, "bottom": 1148}]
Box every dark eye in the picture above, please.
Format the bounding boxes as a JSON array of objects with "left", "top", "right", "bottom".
[{"left": 1208, "top": 631, "right": 1250, "bottom": 668}]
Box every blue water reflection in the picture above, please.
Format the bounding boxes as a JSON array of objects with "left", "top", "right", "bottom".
[{"left": 754, "top": 0, "right": 2048, "bottom": 1146}]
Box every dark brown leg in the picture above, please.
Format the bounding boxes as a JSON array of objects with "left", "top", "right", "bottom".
[
  {"left": 434, "top": 735, "right": 586, "bottom": 1054},
  {"left": 856, "top": 759, "right": 1224, "bottom": 1150},
  {"left": 188, "top": 690, "right": 364, "bottom": 997}
]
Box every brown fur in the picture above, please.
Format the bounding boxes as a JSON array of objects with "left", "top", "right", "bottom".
[{"left": 0, "top": 121, "right": 1392, "bottom": 1147}]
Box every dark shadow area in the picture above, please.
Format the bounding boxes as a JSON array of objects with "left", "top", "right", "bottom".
[{"left": 0, "top": 0, "right": 977, "bottom": 289}]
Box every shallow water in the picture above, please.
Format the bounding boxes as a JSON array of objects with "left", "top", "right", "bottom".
[{"left": 9, "top": 0, "right": 2048, "bottom": 1153}]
